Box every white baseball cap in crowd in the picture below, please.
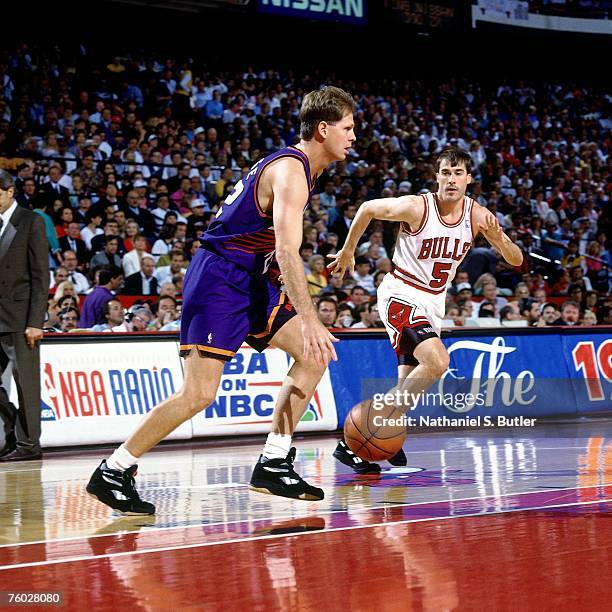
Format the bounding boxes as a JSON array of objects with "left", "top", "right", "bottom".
[{"left": 398, "top": 180, "right": 412, "bottom": 193}]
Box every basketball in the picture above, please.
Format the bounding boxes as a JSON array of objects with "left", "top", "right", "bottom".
[{"left": 343, "top": 399, "right": 407, "bottom": 461}]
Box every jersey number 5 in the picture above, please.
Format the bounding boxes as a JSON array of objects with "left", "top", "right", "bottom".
[{"left": 430, "top": 262, "right": 452, "bottom": 289}]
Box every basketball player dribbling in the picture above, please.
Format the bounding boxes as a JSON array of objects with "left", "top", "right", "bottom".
[
  {"left": 87, "top": 87, "right": 356, "bottom": 513},
  {"left": 329, "top": 147, "right": 523, "bottom": 472}
]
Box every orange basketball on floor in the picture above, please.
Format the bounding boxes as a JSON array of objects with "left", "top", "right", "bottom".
[{"left": 343, "top": 399, "right": 407, "bottom": 461}]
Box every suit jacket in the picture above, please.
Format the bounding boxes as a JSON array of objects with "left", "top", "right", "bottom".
[
  {"left": 90, "top": 233, "right": 126, "bottom": 256},
  {"left": 120, "top": 205, "right": 157, "bottom": 237},
  {"left": 328, "top": 216, "right": 350, "bottom": 249},
  {"left": 16, "top": 194, "right": 35, "bottom": 209},
  {"left": 123, "top": 272, "right": 159, "bottom": 296},
  {"left": 41, "top": 183, "right": 71, "bottom": 207},
  {"left": 59, "top": 235, "right": 90, "bottom": 264},
  {"left": 0, "top": 205, "right": 50, "bottom": 332}
]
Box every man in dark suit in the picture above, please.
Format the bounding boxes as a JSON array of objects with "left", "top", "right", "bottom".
[
  {"left": 120, "top": 189, "right": 157, "bottom": 237},
  {"left": 59, "top": 222, "right": 89, "bottom": 266},
  {"left": 328, "top": 201, "right": 357, "bottom": 248},
  {"left": 123, "top": 255, "right": 159, "bottom": 296},
  {"left": 16, "top": 177, "right": 38, "bottom": 209},
  {"left": 40, "top": 165, "right": 71, "bottom": 207},
  {"left": 0, "top": 170, "right": 50, "bottom": 461}
]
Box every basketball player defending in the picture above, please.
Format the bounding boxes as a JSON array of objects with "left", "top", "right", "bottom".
[
  {"left": 87, "top": 87, "right": 356, "bottom": 513},
  {"left": 328, "top": 147, "right": 523, "bottom": 463}
]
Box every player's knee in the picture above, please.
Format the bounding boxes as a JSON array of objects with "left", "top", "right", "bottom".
[
  {"left": 182, "top": 390, "right": 214, "bottom": 417},
  {"left": 424, "top": 352, "right": 449, "bottom": 378},
  {"left": 299, "top": 357, "right": 327, "bottom": 378}
]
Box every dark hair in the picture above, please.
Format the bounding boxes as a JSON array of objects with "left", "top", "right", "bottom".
[
  {"left": 435, "top": 147, "right": 472, "bottom": 174},
  {"left": 158, "top": 224, "right": 177, "bottom": 241},
  {"left": 299, "top": 86, "right": 355, "bottom": 140},
  {"left": 57, "top": 295, "right": 78, "bottom": 311},
  {"left": 58, "top": 306, "right": 79, "bottom": 321},
  {"left": 354, "top": 303, "right": 369, "bottom": 318},
  {"left": 519, "top": 297, "right": 537, "bottom": 314},
  {"left": 597, "top": 305, "right": 611, "bottom": 324},
  {"left": 30, "top": 193, "right": 50, "bottom": 211},
  {"left": 151, "top": 294, "right": 177, "bottom": 316},
  {"left": 85, "top": 208, "right": 103, "bottom": 223},
  {"left": 99, "top": 266, "right": 122, "bottom": 285},
  {"left": 0, "top": 169, "right": 15, "bottom": 191},
  {"left": 158, "top": 295, "right": 177, "bottom": 306},
  {"left": 479, "top": 308, "right": 496, "bottom": 318},
  {"left": 337, "top": 303, "right": 354, "bottom": 316},
  {"left": 102, "top": 298, "right": 123, "bottom": 320},
  {"left": 568, "top": 283, "right": 583, "bottom": 294},
  {"left": 317, "top": 296, "right": 338, "bottom": 312},
  {"left": 374, "top": 270, "right": 386, "bottom": 283},
  {"left": 499, "top": 305, "right": 515, "bottom": 321},
  {"left": 479, "top": 301, "right": 496, "bottom": 315},
  {"left": 55, "top": 205, "right": 73, "bottom": 224}
]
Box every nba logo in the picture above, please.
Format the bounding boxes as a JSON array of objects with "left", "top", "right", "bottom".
[
  {"left": 207, "top": 332, "right": 213, "bottom": 344},
  {"left": 465, "top": 219, "right": 470, "bottom": 228}
]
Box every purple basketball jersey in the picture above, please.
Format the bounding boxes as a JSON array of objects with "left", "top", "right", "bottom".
[{"left": 202, "top": 146, "right": 316, "bottom": 275}]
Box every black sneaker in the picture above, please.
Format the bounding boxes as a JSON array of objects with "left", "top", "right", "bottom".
[
  {"left": 86, "top": 461, "right": 155, "bottom": 515},
  {"left": 388, "top": 447, "right": 408, "bottom": 466},
  {"left": 250, "top": 447, "right": 324, "bottom": 501},
  {"left": 333, "top": 439, "right": 381, "bottom": 474}
]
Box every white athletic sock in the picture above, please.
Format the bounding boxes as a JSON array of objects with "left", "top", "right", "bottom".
[
  {"left": 262, "top": 433, "right": 292, "bottom": 460},
  {"left": 106, "top": 444, "right": 139, "bottom": 472}
]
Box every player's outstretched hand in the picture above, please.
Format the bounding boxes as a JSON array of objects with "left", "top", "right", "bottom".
[
  {"left": 477, "top": 214, "right": 503, "bottom": 240},
  {"left": 301, "top": 315, "right": 338, "bottom": 366},
  {"left": 326, "top": 249, "right": 354, "bottom": 278}
]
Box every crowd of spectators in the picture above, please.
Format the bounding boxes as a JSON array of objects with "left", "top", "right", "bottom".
[{"left": 0, "top": 42, "right": 608, "bottom": 333}]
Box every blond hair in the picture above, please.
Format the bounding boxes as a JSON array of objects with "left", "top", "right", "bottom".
[{"left": 300, "top": 86, "right": 355, "bottom": 140}]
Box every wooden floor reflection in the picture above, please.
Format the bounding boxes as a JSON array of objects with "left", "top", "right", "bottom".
[{"left": 1, "top": 422, "right": 612, "bottom": 610}]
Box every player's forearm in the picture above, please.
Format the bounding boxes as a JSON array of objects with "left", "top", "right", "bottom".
[
  {"left": 276, "top": 248, "right": 317, "bottom": 318},
  {"left": 343, "top": 203, "right": 375, "bottom": 253},
  {"left": 497, "top": 234, "right": 524, "bottom": 266}
]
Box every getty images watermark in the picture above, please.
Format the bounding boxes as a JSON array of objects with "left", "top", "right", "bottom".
[{"left": 371, "top": 389, "right": 537, "bottom": 428}]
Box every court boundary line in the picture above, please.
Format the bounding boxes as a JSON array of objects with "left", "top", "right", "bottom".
[
  {"left": 0, "top": 445, "right": 599, "bottom": 474},
  {"left": 0, "top": 480, "right": 610, "bottom": 550},
  {"left": 1, "top": 496, "right": 610, "bottom": 571}
]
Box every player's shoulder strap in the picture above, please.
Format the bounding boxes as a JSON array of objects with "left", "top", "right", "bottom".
[{"left": 400, "top": 192, "right": 429, "bottom": 236}]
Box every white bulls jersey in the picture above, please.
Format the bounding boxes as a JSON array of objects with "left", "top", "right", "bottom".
[
  {"left": 378, "top": 192, "right": 476, "bottom": 344},
  {"left": 392, "top": 192, "right": 475, "bottom": 296}
]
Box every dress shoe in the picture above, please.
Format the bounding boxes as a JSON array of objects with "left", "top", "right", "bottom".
[{"left": 0, "top": 448, "right": 42, "bottom": 462}]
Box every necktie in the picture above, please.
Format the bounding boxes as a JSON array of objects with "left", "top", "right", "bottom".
[{"left": 0, "top": 217, "right": 4, "bottom": 233}]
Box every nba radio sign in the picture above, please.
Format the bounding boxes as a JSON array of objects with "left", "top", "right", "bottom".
[
  {"left": 36, "top": 339, "right": 337, "bottom": 447},
  {"left": 39, "top": 340, "right": 190, "bottom": 446}
]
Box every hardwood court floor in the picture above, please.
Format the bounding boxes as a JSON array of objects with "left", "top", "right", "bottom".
[{"left": 1, "top": 422, "right": 612, "bottom": 610}]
